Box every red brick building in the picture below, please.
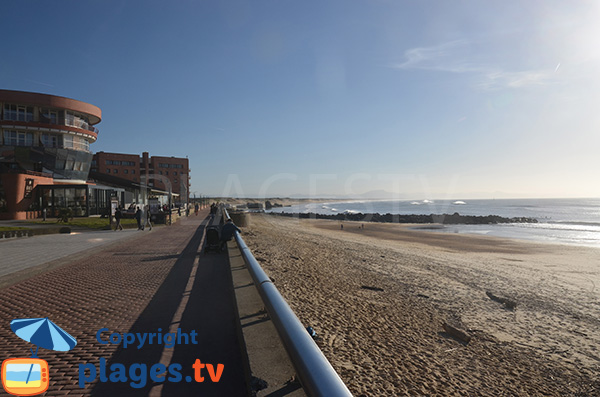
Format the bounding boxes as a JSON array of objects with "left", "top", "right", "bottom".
[
  {"left": 91, "top": 151, "right": 190, "bottom": 202},
  {"left": 0, "top": 90, "right": 102, "bottom": 219}
]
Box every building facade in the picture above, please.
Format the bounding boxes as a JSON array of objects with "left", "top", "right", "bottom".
[
  {"left": 0, "top": 90, "right": 103, "bottom": 219},
  {"left": 91, "top": 151, "right": 190, "bottom": 204}
]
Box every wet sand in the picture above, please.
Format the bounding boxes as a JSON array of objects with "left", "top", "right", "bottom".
[{"left": 243, "top": 214, "right": 600, "bottom": 396}]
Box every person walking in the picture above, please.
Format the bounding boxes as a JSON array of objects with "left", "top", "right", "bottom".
[
  {"left": 144, "top": 205, "right": 153, "bottom": 231},
  {"left": 194, "top": 203, "right": 199, "bottom": 216},
  {"left": 135, "top": 207, "right": 144, "bottom": 230},
  {"left": 114, "top": 206, "right": 123, "bottom": 231}
]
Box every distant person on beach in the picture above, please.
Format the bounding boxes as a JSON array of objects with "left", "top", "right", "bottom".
[
  {"left": 144, "top": 205, "right": 153, "bottom": 231},
  {"left": 114, "top": 207, "right": 123, "bottom": 231},
  {"left": 220, "top": 219, "right": 241, "bottom": 250},
  {"left": 135, "top": 207, "right": 144, "bottom": 230}
]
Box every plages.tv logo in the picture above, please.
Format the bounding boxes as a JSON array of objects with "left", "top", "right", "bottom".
[{"left": 1, "top": 317, "right": 77, "bottom": 396}]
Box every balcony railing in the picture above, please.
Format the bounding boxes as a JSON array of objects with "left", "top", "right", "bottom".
[{"left": 1, "top": 115, "right": 99, "bottom": 135}]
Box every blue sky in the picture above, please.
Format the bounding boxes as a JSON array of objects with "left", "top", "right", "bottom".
[{"left": 2, "top": 1, "right": 599, "bottom": 198}]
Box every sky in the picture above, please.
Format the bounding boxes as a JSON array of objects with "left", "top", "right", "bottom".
[{"left": 2, "top": 1, "right": 600, "bottom": 199}]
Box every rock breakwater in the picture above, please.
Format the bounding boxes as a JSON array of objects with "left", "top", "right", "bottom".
[{"left": 267, "top": 211, "right": 537, "bottom": 224}]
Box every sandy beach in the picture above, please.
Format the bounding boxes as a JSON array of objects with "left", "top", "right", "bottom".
[{"left": 242, "top": 214, "right": 600, "bottom": 396}]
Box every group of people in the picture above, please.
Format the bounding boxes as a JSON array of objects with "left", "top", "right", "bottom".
[{"left": 113, "top": 206, "right": 152, "bottom": 231}]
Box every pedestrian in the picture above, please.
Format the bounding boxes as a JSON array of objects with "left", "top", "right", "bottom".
[
  {"left": 144, "top": 205, "right": 153, "bottom": 231},
  {"left": 114, "top": 206, "right": 123, "bottom": 231},
  {"left": 220, "top": 219, "right": 241, "bottom": 251},
  {"left": 195, "top": 203, "right": 199, "bottom": 216},
  {"left": 135, "top": 207, "right": 144, "bottom": 230},
  {"left": 42, "top": 207, "right": 47, "bottom": 222}
]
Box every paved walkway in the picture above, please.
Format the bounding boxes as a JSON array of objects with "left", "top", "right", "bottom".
[
  {"left": 0, "top": 228, "right": 143, "bottom": 280},
  {"left": 0, "top": 210, "right": 249, "bottom": 396}
]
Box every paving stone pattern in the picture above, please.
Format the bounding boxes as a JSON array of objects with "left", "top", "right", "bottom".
[{"left": 0, "top": 209, "right": 245, "bottom": 396}]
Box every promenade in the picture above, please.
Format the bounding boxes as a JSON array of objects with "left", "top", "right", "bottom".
[{"left": 0, "top": 209, "right": 249, "bottom": 396}]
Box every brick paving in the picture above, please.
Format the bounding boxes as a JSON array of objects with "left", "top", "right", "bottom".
[{"left": 0, "top": 209, "right": 248, "bottom": 396}]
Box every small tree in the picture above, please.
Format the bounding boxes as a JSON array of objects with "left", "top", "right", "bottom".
[{"left": 57, "top": 208, "right": 73, "bottom": 223}]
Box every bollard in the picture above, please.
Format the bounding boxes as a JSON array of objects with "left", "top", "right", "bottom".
[{"left": 229, "top": 211, "right": 250, "bottom": 227}]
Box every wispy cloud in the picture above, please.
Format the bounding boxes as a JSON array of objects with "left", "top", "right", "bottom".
[
  {"left": 477, "top": 70, "right": 557, "bottom": 90},
  {"left": 24, "top": 78, "right": 55, "bottom": 88},
  {"left": 391, "top": 40, "right": 558, "bottom": 90},
  {"left": 392, "top": 40, "right": 483, "bottom": 73}
]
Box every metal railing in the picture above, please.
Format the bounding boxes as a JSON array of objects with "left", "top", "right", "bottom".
[
  {"left": 223, "top": 208, "right": 352, "bottom": 397},
  {"left": 1, "top": 115, "right": 100, "bottom": 134}
]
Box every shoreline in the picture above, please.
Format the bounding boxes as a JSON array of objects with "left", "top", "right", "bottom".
[{"left": 243, "top": 214, "right": 600, "bottom": 395}]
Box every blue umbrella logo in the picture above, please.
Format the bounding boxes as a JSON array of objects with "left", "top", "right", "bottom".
[
  {"left": 5, "top": 318, "right": 77, "bottom": 391},
  {"left": 10, "top": 318, "right": 77, "bottom": 357}
]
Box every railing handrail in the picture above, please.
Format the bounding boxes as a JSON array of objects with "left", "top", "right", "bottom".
[
  {"left": 223, "top": 208, "right": 352, "bottom": 397},
  {"left": 1, "top": 115, "right": 99, "bottom": 134}
]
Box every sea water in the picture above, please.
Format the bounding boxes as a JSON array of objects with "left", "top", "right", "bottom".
[{"left": 266, "top": 198, "right": 600, "bottom": 247}]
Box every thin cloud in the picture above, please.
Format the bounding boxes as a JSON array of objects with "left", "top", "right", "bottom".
[
  {"left": 478, "top": 70, "right": 557, "bottom": 90},
  {"left": 391, "top": 40, "right": 482, "bottom": 73},
  {"left": 24, "top": 78, "right": 55, "bottom": 88},
  {"left": 392, "top": 40, "right": 558, "bottom": 90}
]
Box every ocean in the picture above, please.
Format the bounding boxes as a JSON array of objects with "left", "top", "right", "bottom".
[{"left": 265, "top": 198, "right": 600, "bottom": 248}]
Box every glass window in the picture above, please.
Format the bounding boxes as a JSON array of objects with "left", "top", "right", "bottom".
[
  {"left": 41, "top": 134, "right": 58, "bottom": 148},
  {"left": 62, "top": 135, "right": 74, "bottom": 148},
  {"left": 65, "top": 159, "right": 74, "bottom": 170},
  {"left": 3, "top": 104, "right": 16, "bottom": 120},
  {"left": 3, "top": 130, "right": 32, "bottom": 146},
  {"left": 107, "top": 169, "right": 111, "bottom": 173},
  {"left": 132, "top": 169, "right": 135, "bottom": 174},
  {"left": 114, "top": 169, "right": 118, "bottom": 173},
  {"left": 40, "top": 108, "right": 58, "bottom": 124},
  {"left": 124, "top": 169, "right": 128, "bottom": 174}
]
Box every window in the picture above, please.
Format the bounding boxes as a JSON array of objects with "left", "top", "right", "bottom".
[
  {"left": 41, "top": 134, "right": 58, "bottom": 148},
  {"left": 40, "top": 108, "right": 59, "bottom": 124},
  {"left": 132, "top": 170, "right": 135, "bottom": 174},
  {"left": 3, "top": 104, "right": 33, "bottom": 121},
  {"left": 174, "top": 179, "right": 178, "bottom": 184},
  {"left": 114, "top": 169, "right": 118, "bottom": 173},
  {"left": 65, "top": 111, "right": 90, "bottom": 130},
  {"left": 173, "top": 171, "right": 177, "bottom": 176},
  {"left": 124, "top": 169, "right": 128, "bottom": 174},
  {"left": 73, "top": 136, "right": 90, "bottom": 151},
  {"left": 3, "top": 130, "right": 33, "bottom": 146},
  {"left": 62, "top": 135, "right": 74, "bottom": 148},
  {"left": 165, "top": 171, "right": 169, "bottom": 176},
  {"left": 107, "top": 169, "right": 111, "bottom": 173}
]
